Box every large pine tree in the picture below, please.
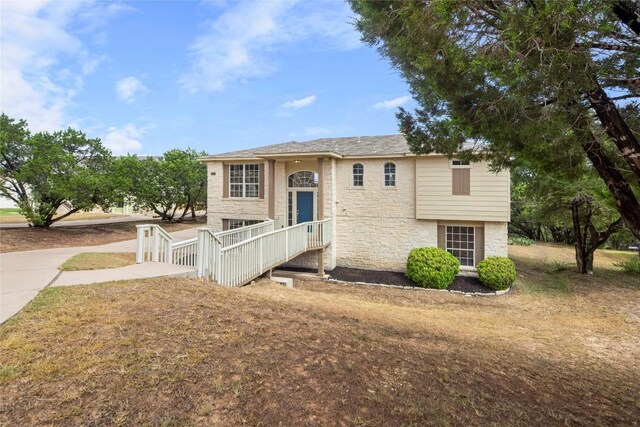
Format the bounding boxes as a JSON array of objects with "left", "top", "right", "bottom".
[{"left": 350, "top": 0, "right": 640, "bottom": 239}]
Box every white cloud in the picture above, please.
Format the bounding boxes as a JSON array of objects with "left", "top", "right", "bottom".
[
  {"left": 282, "top": 95, "right": 316, "bottom": 110},
  {"left": 102, "top": 124, "right": 144, "bottom": 155},
  {"left": 116, "top": 76, "right": 148, "bottom": 103},
  {"left": 372, "top": 95, "right": 411, "bottom": 110},
  {"left": 179, "top": 0, "right": 361, "bottom": 92},
  {"left": 0, "top": 1, "right": 129, "bottom": 131}
]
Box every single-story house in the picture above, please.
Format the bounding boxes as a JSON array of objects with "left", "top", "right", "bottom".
[{"left": 200, "top": 134, "right": 509, "bottom": 272}]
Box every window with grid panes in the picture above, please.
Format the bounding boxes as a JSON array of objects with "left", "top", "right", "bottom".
[
  {"left": 446, "top": 226, "right": 475, "bottom": 266},
  {"left": 352, "top": 163, "right": 364, "bottom": 186},
  {"left": 229, "top": 164, "right": 259, "bottom": 198},
  {"left": 384, "top": 162, "right": 396, "bottom": 187},
  {"left": 228, "top": 219, "right": 261, "bottom": 230}
]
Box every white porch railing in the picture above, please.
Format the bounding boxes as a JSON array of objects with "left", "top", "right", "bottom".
[
  {"left": 136, "top": 219, "right": 275, "bottom": 270},
  {"left": 213, "top": 218, "right": 332, "bottom": 287},
  {"left": 136, "top": 224, "right": 173, "bottom": 264},
  {"left": 171, "top": 237, "right": 198, "bottom": 267},
  {"left": 136, "top": 218, "right": 332, "bottom": 288},
  {"left": 215, "top": 220, "right": 275, "bottom": 247}
]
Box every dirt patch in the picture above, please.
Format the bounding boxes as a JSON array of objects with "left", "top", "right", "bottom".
[
  {"left": 329, "top": 266, "right": 494, "bottom": 294},
  {"left": 0, "top": 216, "right": 206, "bottom": 253},
  {"left": 1, "top": 269, "right": 639, "bottom": 426}
]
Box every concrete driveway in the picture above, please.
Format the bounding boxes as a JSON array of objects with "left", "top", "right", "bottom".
[{"left": 0, "top": 227, "right": 199, "bottom": 324}]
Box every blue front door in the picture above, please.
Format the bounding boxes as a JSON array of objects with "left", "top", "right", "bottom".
[{"left": 296, "top": 191, "right": 314, "bottom": 224}]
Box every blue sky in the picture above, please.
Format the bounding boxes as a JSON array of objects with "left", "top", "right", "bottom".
[{"left": 1, "top": 0, "right": 414, "bottom": 156}]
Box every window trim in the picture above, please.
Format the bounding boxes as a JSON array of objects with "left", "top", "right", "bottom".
[
  {"left": 450, "top": 159, "right": 471, "bottom": 169},
  {"left": 383, "top": 162, "right": 396, "bottom": 187},
  {"left": 352, "top": 163, "right": 364, "bottom": 187},
  {"left": 445, "top": 225, "right": 475, "bottom": 267},
  {"left": 228, "top": 219, "right": 261, "bottom": 230},
  {"left": 229, "top": 163, "right": 260, "bottom": 198},
  {"left": 287, "top": 170, "right": 318, "bottom": 188}
]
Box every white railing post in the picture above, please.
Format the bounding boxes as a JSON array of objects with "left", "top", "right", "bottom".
[
  {"left": 165, "top": 239, "right": 172, "bottom": 264},
  {"left": 152, "top": 226, "right": 160, "bottom": 262},
  {"left": 135, "top": 225, "right": 147, "bottom": 264},
  {"left": 285, "top": 228, "right": 289, "bottom": 260},
  {"left": 196, "top": 228, "right": 207, "bottom": 277},
  {"left": 216, "top": 243, "right": 222, "bottom": 284}
]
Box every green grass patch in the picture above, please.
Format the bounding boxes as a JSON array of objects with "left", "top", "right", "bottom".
[
  {"left": 516, "top": 273, "right": 570, "bottom": 296},
  {"left": 0, "top": 208, "right": 21, "bottom": 217},
  {"left": 59, "top": 252, "right": 136, "bottom": 271},
  {"left": 0, "top": 364, "right": 22, "bottom": 383},
  {"left": 23, "top": 287, "right": 66, "bottom": 314}
]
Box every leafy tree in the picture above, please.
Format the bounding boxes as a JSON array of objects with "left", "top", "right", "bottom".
[
  {"left": 350, "top": 0, "right": 640, "bottom": 239},
  {"left": 521, "top": 165, "right": 623, "bottom": 273},
  {"left": 0, "top": 113, "right": 116, "bottom": 227},
  {"left": 117, "top": 148, "right": 207, "bottom": 222}
]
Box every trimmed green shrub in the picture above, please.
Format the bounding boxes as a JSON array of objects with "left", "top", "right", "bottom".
[
  {"left": 477, "top": 257, "right": 516, "bottom": 290},
  {"left": 406, "top": 247, "right": 460, "bottom": 289},
  {"left": 508, "top": 236, "right": 534, "bottom": 246}
]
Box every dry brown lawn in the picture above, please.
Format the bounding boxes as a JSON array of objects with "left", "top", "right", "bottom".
[
  {"left": 0, "top": 243, "right": 638, "bottom": 426},
  {"left": 0, "top": 217, "right": 206, "bottom": 253},
  {"left": 59, "top": 252, "right": 137, "bottom": 271}
]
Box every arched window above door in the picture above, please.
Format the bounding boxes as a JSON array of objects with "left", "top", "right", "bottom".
[{"left": 288, "top": 171, "right": 318, "bottom": 188}]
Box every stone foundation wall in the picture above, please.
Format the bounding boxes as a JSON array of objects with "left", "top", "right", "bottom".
[{"left": 484, "top": 221, "right": 509, "bottom": 258}]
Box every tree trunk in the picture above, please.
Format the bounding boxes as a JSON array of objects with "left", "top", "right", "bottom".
[
  {"left": 586, "top": 84, "right": 640, "bottom": 186},
  {"left": 579, "top": 129, "right": 640, "bottom": 241},
  {"left": 613, "top": 1, "right": 640, "bottom": 35},
  {"left": 177, "top": 201, "right": 190, "bottom": 223},
  {"left": 575, "top": 248, "right": 595, "bottom": 275},
  {"left": 571, "top": 194, "right": 624, "bottom": 274}
]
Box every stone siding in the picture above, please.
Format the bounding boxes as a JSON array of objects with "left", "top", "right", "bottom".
[
  {"left": 206, "top": 161, "right": 269, "bottom": 232},
  {"left": 484, "top": 221, "right": 509, "bottom": 258},
  {"left": 333, "top": 158, "right": 438, "bottom": 271}
]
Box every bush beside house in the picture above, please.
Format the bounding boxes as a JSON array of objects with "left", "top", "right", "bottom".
[
  {"left": 406, "top": 247, "right": 460, "bottom": 289},
  {"left": 476, "top": 257, "right": 516, "bottom": 290}
]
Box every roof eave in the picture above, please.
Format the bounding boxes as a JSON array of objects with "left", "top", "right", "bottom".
[{"left": 253, "top": 151, "right": 343, "bottom": 159}]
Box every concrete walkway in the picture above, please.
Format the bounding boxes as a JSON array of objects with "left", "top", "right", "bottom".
[
  {"left": 0, "top": 214, "right": 156, "bottom": 229},
  {"left": 0, "top": 227, "right": 199, "bottom": 324}
]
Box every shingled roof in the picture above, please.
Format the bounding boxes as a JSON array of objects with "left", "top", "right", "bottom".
[
  {"left": 201, "top": 135, "right": 415, "bottom": 159},
  {"left": 201, "top": 134, "right": 482, "bottom": 160}
]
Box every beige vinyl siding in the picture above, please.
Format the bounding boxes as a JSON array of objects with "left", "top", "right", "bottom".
[{"left": 416, "top": 157, "right": 510, "bottom": 222}]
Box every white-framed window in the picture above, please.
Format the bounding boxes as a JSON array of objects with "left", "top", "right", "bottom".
[
  {"left": 446, "top": 226, "right": 475, "bottom": 267},
  {"left": 384, "top": 162, "right": 396, "bottom": 187},
  {"left": 288, "top": 171, "right": 318, "bottom": 188},
  {"left": 451, "top": 159, "right": 470, "bottom": 168},
  {"left": 229, "top": 164, "right": 259, "bottom": 198},
  {"left": 287, "top": 192, "right": 293, "bottom": 226},
  {"left": 352, "top": 163, "right": 364, "bottom": 187},
  {"left": 228, "top": 219, "right": 261, "bottom": 230}
]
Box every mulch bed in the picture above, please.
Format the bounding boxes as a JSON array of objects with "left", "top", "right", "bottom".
[
  {"left": 279, "top": 265, "right": 496, "bottom": 294},
  {"left": 329, "top": 266, "right": 495, "bottom": 294}
]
